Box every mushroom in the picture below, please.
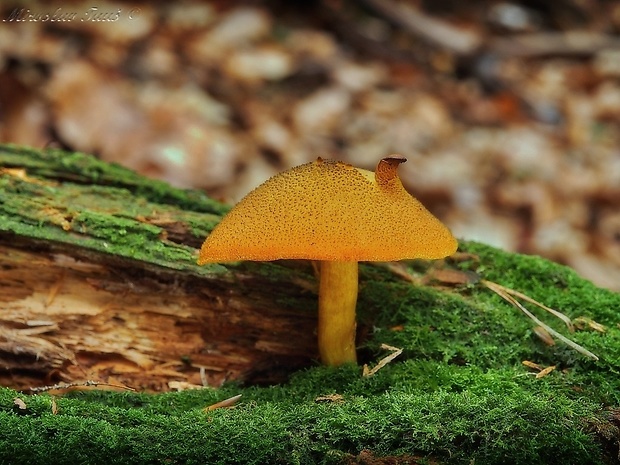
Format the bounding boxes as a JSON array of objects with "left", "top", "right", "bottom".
[{"left": 198, "top": 156, "right": 457, "bottom": 366}]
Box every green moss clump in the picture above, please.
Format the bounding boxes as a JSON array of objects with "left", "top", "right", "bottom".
[
  {"left": 2, "top": 241, "right": 620, "bottom": 464},
  {"left": 0, "top": 369, "right": 609, "bottom": 465},
  {"left": 0, "top": 144, "right": 228, "bottom": 275},
  {"left": 0, "top": 144, "right": 229, "bottom": 215}
]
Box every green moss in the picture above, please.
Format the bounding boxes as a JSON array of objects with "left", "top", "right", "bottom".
[
  {"left": 0, "top": 144, "right": 229, "bottom": 215},
  {"left": 3, "top": 144, "right": 620, "bottom": 463},
  {"left": 0, "top": 145, "right": 228, "bottom": 276},
  {"left": 2, "top": 242, "right": 620, "bottom": 464},
  {"left": 0, "top": 368, "right": 609, "bottom": 465}
]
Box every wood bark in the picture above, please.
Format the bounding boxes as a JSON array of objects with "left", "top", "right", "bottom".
[{"left": 0, "top": 144, "right": 320, "bottom": 391}]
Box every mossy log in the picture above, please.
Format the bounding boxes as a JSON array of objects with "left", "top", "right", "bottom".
[
  {"left": 0, "top": 144, "right": 321, "bottom": 390},
  {"left": 2, "top": 144, "right": 620, "bottom": 464}
]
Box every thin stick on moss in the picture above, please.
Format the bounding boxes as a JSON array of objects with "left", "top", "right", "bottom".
[
  {"left": 490, "top": 283, "right": 574, "bottom": 332},
  {"left": 28, "top": 380, "right": 136, "bottom": 394},
  {"left": 362, "top": 344, "right": 403, "bottom": 377},
  {"left": 482, "top": 280, "right": 599, "bottom": 361}
]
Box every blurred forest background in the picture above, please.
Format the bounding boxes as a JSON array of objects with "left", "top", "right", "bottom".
[{"left": 1, "top": 0, "right": 619, "bottom": 290}]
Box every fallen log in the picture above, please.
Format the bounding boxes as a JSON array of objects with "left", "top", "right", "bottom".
[{"left": 0, "top": 144, "right": 319, "bottom": 390}]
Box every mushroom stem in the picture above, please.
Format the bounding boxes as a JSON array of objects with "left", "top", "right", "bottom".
[{"left": 318, "top": 260, "right": 358, "bottom": 366}]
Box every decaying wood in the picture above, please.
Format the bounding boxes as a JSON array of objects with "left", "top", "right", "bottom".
[
  {"left": 0, "top": 243, "right": 318, "bottom": 391},
  {"left": 0, "top": 144, "right": 319, "bottom": 391}
]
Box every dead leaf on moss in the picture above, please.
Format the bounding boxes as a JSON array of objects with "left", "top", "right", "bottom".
[
  {"left": 574, "top": 317, "right": 607, "bottom": 333},
  {"left": 522, "top": 360, "right": 543, "bottom": 370},
  {"left": 533, "top": 325, "right": 556, "bottom": 346},
  {"left": 536, "top": 365, "right": 557, "bottom": 379},
  {"left": 315, "top": 394, "right": 344, "bottom": 404},
  {"left": 522, "top": 360, "right": 557, "bottom": 378},
  {"left": 13, "top": 398, "right": 27, "bottom": 410}
]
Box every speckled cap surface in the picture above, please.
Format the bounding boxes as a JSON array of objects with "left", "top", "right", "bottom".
[{"left": 198, "top": 156, "right": 458, "bottom": 263}]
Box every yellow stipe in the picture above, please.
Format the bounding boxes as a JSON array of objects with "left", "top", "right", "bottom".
[{"left": 318, "top": 261, "right": 358, "bottom": 366}]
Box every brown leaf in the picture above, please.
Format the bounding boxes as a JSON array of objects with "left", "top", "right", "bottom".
[
  {"left": 522, "top": 360, "right": 543, "bottom": 370},
  {"left": 533, "top": 325, "right": 556, "bottom": 346},
  {"left": 536, "top": 365, "right": 557, "bottom": 379},
  {"left": 427, "top": 268, "right": 479, "bottom": 285}
]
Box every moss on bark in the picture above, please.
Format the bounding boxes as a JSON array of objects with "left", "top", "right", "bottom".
[{"left": 1, "top": 144, "right": 619, "bottom": 464}]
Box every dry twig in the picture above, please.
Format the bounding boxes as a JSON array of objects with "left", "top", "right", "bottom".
[
  {"left": 29, "top": 380, "right": 135, "bottom": 395},
  {"left": 363, "top": 343, "right": 403, "bottom": 377},
  {"left": 482, "top": 280, "right": 598, "bottom": 361},
  {"left": 204, "top": 394, "right": 242, "bottom": 412}
]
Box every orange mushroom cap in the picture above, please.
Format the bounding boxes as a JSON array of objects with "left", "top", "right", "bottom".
[{"left": 198, "top": 156, "right": 457, "bottom": 263}]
